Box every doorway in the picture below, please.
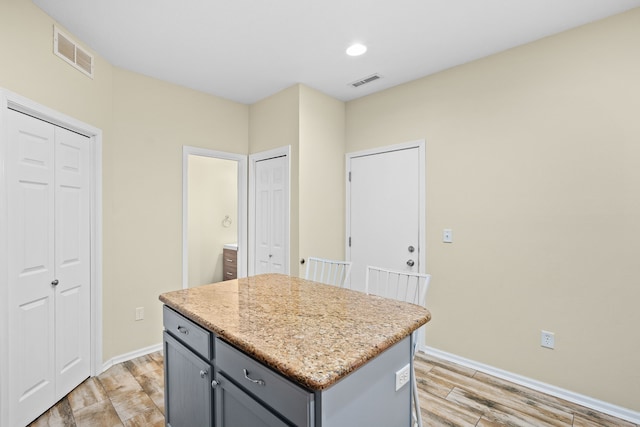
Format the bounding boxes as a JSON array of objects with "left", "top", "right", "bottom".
[
  {"left": 248, "top": 146, "right": 290, "bottom": 276},
  {"left": 0, "top": 89, "right": 103, "bottom": 427},
  {"left": 182, "top": 146, "right": 247, "bottom": 288},
  {"left": 346, "top": 140, "right": 426, "bottom": 292}
]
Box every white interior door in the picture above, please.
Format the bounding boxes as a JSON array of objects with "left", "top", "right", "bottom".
[
  {"left": 7, "top": 110, "right": 57, "bottom": 426},
  {"left": 254, "top": 155, "right": 286, "bottom": 274},
  {"left": 53, "top": 126, "right": 91, "bottom": 398},
  {"left": 7, "top": 110, "right": 91, "bottom": 426},
  {"left": 347, "top": 143, "right": 425, "bottom": 293}
]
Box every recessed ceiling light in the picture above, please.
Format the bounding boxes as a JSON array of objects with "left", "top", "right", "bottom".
[{"left": 346, "top": 43, "right": 367, "bottom": 56}]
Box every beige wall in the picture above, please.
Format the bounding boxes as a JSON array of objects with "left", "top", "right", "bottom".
[
  {"left": 299, "top": 85, "right": 346, "bottom": 263},
  {"left": 1, "top": 0, "right": 249, "bottom": 362},
  {"left": 0, "top": 0, "right": 113, "bottom": 143},
  {"left": 188, "top": 156, "right": 238, "bottom": 286},
  {"left": 249, "top": 85, "right": 302, "bottom": 274},
  {"left": 249, "top": 85, "right": 347, "bottom": 276},
  {"left": 346, "top": 9, "right": 640, "bottom": 411},
  {"left": 108, "top": 69, "right": 248, "bottom": 358}
]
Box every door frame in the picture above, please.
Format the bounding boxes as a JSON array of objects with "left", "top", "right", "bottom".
[
  {"left": 345, "top": 139, "right": 426, "bottom": 273},
  {"left": 248, "top": 146, "right": 291, "bottom": 276},
  {"left": 0, "top": 88, "right": 103, "bottom": 425},
  {"left": 182, "top": 146, "right": 248, "bottom": 288}
]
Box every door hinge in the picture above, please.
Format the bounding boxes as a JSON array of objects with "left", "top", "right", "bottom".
[
  {"left": 348, "top": 171, "right": 351, "bottom": 182},
  {"left": 348, "top": 237, "right": 351, "bottom": 247}
]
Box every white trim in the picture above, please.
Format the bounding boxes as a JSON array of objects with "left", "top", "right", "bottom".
[
  {"left": 182, "top": 146, "right": 247, "bottom": 288},
  {"left": 423, "top": 346, "right": 640, "bottom": 425},
  {"left": 0, "top": 88, "right": 103, "bottom": 426},
  {"left": 248, "top": 146, "right": 291, "bottom": 276},
  {"left": 101, "top": 343, "right": 163, "bottom": 373}
]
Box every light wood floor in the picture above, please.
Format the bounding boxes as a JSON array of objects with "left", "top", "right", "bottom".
[{"left": 29, "top": 350, "right": 636, "bottom": 427}]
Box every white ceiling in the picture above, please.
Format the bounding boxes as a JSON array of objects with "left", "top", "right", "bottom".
[{"left": 33, "top": 0, "right": 640, "bottom": 105}]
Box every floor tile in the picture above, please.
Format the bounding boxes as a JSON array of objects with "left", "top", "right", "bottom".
[
  {"left": 73, "top": 399, "right": 122, "bottom": 427},
  {"left": 122, "top": 408, "right": 165, "bottom": 427},
  {"left": 67, "top": 377, "right": 109, "bottom": 412},
  {"left": 28, "top": 399, "right": 75, "bottom": 427},
  {"left": 124, "top": 354, "right": 162, "bottom": 378},
  {"left": 97, "top": 364, "right": 143, "bottom": 396},
  {"left": 109, "top": 389, "right": 158, "bottom": 422}
]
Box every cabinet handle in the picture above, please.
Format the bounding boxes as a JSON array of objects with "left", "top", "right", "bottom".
[
  {"left": 177, "top": 326, "right": 189, "bottom": 335},
  {"left": 243, "top": 369, "right": 265, "bottom": 386},
  {"left": 200, "top": 369, "right": 208, "bottom": 378},
  {"left": 211, "top": 379, "right": 220, "bottom": 388},
  {"left": 226, "top": 258, "right": 233, "bottom": 262},
  {"left": 51, "top": 279, "right": 59, "bottom": 286}
]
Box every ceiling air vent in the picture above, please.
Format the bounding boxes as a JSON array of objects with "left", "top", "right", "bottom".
[
  {"left": 350, "top": 74, "right": 381, "bottom": 88},
  {"left": 54, "top": 26, "right": 94, "bottom": 78}
]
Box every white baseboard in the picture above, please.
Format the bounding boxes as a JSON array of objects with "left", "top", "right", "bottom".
[
  {"left": 101, "top": 342, "right": 163, "bottom": 373},
  {"left": 421, "top": 346, "right": 640, "bottom": 425}
]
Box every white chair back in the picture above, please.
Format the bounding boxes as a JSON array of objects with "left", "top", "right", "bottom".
[
  {"left": 304, "top": 257, "right": 352, "bottom": 288},
  {"left": 365, "top": 266, "right": 430, "bottom": 306}
]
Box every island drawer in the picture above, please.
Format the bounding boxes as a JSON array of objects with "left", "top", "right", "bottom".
[
  {"left": 163, "top": 306, "right": 212, "bottom": 360},
  {"left": 215, "top": 338, "right": 313, "bottom": 427}
]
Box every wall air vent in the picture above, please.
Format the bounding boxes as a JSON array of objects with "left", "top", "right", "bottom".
[
  {"left": 54, "top": 26, "right": 94, "bottom": 78},
  {"left": 350, "top": 74, "right": 381, "bottom": 88}
]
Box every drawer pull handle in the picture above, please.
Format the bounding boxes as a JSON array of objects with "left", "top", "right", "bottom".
[
  {"left": 226, "top": 272, "right": 233, "bottom": 276},
  {"left": 243, "top": 369, "right": 265, "bottom": 386},
  {"left": 226, "top": 258, "right": 233, "bottom": 262},
  {"left": 200, "top": 369, "right": 208, "bottom": 378},
  {"left": 177, "top": 326, "right": 189, "bottom": 335}
]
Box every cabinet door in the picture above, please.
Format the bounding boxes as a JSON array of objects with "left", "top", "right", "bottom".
[
  {"left": 164, "top": 332, "right": 213, "bottom": 427},
  {"left": 215, "top": 373, "right": 289, "bottom": 427}
]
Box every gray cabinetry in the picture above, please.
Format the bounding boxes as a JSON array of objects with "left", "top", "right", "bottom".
[
  {"left": 162, "top": 301, "right": 413, "bottom": 427},
  {"left": 163, "top": 306, "right": 214, "bottom": 427},
  {"left": 215, "top": 338, "right": 314, "bottom": 427},
  {"left": 163, "top": 332, "right": 213, "bottom": 427},
  {"left": 215, "top": 373, "right": 289, "bottom": 427}
]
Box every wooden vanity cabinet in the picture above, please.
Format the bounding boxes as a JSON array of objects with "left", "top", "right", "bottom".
[{"left": 222, "top": 248, "right": 237, "bottom": 281}]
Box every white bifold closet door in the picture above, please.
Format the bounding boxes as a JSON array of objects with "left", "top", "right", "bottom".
[
  {"left": 254, "top": 155, "right": 286, "bottom": 274},
  {"left": 7, "top": 109, "right": 91, "bottom": 426}
]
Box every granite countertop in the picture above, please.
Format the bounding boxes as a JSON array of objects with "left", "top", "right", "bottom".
[{"left": 159, "top": 273, "right": 431, "bottom": 391}]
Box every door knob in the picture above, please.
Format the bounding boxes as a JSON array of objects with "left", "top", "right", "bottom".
[{"left": 406, "top": 260, "right": 415, "bottom": 267}]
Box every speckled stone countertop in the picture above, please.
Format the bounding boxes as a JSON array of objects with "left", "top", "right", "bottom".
[{"left": 159, "top": 273, "right": 431, "bottom": 391}]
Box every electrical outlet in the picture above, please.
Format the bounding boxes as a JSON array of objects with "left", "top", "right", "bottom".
[
  {"left": 135, "top": 307, "right": 144, "bottom": 321},
  {"left": 541, "top": 330, "right": 555, "bottom": 349},
  {"left": 395, "top": 364, "right": 410, "bottom": 391}
]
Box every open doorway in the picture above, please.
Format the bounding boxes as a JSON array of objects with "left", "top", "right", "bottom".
[{"left": 182, "top": 146, "right": 247, "bottom": 288}]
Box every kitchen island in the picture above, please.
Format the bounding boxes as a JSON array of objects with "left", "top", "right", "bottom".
[{"left": 159, "top": 273, "right": 431, "bottom": 427}]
